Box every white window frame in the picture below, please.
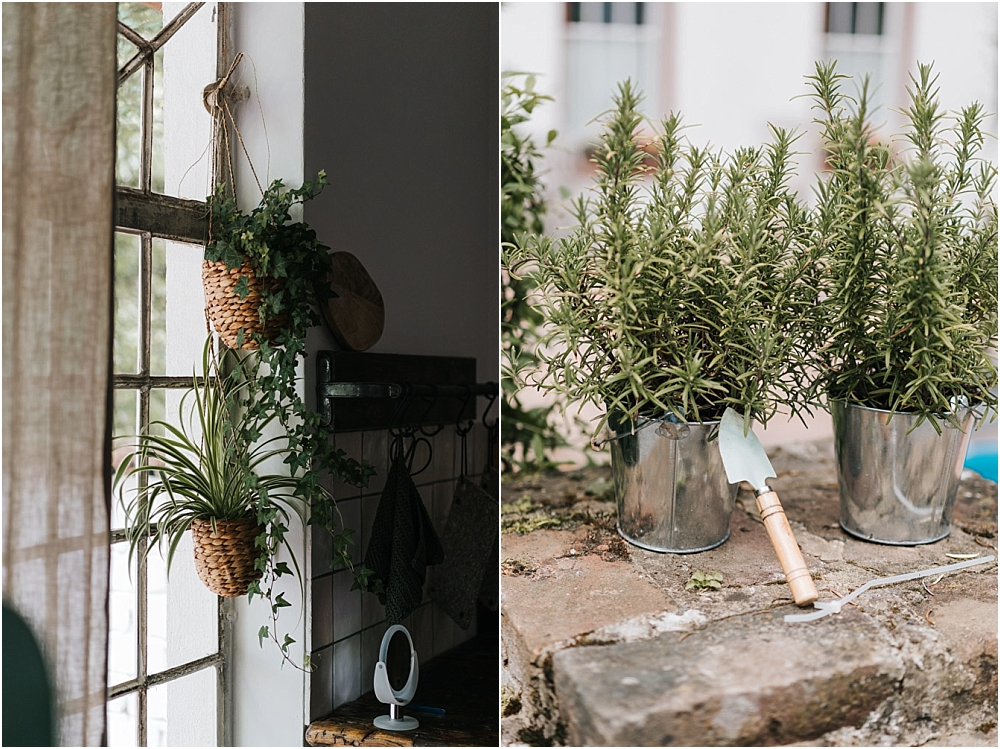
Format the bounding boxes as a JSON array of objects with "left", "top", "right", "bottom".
[
  {"left": 110, "top": 3, "right": 233, "bottom": 745},
  {"left": 823, "top": 1, "right": 905, "bottom": 130},
  {"left": 564, "top": 2, "right": 661, "bottom": 151}
]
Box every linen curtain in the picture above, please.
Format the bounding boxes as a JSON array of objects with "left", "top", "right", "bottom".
[{"left": 2, "top": 4, "right": 117, "bottom": 745}]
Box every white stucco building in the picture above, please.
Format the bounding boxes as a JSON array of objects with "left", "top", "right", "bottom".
[{"left": 503, "top": 2, "right": 998, "bottom": 205}]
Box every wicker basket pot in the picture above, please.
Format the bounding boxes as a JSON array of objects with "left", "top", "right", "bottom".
[
  {"left": 191, "top": 515, "right": 264, "bottom": 597},
  {"left": 202, "top": 258, "right": 285, "bottom": 350}
]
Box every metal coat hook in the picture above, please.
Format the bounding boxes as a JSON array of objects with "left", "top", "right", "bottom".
[
  {"left": 417, "top": 387, "right": 446, "bottom": 438},
  {"left": 482, "top": 390, "right": 498, "bottom": 430}
]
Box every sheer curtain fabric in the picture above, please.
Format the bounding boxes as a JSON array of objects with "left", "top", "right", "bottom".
[{"left": 2, "top": 4, "right": 117, "bottom": 745}]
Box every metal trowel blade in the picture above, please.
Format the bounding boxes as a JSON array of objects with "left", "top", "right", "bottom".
[{"left": 718, "top": 407, "right": 776, "bottom": 490}]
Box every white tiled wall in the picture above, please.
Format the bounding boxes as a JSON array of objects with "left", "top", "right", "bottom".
[{"left": 309, "top": 421, "right": 493, "bottom": 720}]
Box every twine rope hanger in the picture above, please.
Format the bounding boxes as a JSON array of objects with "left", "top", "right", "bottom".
[
  {"left": 201, "top": 51, "right": 276, "bottom": 352},
  {"left": 203, "top": 51, "right": 264, "bottom": 205}
]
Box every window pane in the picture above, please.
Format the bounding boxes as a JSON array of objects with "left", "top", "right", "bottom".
[
  {"left": 108, "top": 543, "right": 138, "bottom": 687},
  {"left": 854, "top": 2, "right": 883, "bottom": 35},
  {"left": 152, "top": 48, "right": 166, "bottom": 195},
  {"left": 827, "top": 2, "right": 854, "bottom": 34},
  {"left": 147, "top": 531, "right": 219, "bottom": 675},
  {"left": 578, "top": 2, "right": 605, "bottom": 24},
  {"left": 118, "top": 2, "right": 163, "bottom": 40},
  {"left": 161, "top": 2, "right": 217, "bottom": 200},
  {"left": 116, "top": 71, "right": 143, "bottom": 188},
  {"left": 609, "top": 2, "right": 637, "bottom": 25},
  {"left": 107, "top": 691, "right": 138, "bottom": 747},
  {"left": 146, "top": 387, "right": 169, "bottom": 448},
  {"left": 150, "top": 239, "right": 208, "bottom": 376},
  {"left": 118, "top": 34, "right": 138, "bottom": 71},
  {"left": 148, "top": 667, "right": 218, "bottom": 747},
  {"left": 111, "top": 389, "right": 139, "bottom": 532},
  {"left": 114, "top": 232, "right": 141, "bottom": 374}
]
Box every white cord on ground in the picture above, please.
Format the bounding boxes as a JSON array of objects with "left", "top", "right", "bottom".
[{"left": 784, "top": 555, "right": 996, "bottom": 623}]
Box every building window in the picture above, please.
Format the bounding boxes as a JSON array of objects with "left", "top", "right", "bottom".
[
  {"left": 109, "top": 3, "right": 228, "bottom": 746},
  {"left": 568, "top": 2, "right": 645, "bottom": 26},
  {"left": 826, "top": 2, "right": 884, "bottom": 36},
  {"left": 824, "top": 2, "right": 894, "bottom": 118},
  {"left": 564, "top": 2, "right": 660, "bottom": 150}
]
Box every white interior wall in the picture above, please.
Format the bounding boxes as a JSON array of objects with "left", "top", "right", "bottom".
[
  {"left": 299, "top": 1, "right": 498, "bottom": 723},
  {"left": 230, "top": 4, "right": 311, "bottom": 747},
  {"left": 301, "top": 4, "right": 497, "bottom": 386}
]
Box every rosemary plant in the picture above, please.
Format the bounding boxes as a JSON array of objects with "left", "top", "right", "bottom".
[
  {"left": 514, "top": 81, "right": 821, "bottom": 437},
  {"left": 807, "top": 60, "right": 998, "bottom": 429}
]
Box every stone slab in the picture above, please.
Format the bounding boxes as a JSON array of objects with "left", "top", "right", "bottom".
[
  {"left": 501, "top": 529, "right": 677, "bottom": 659},
  {"left": 552, "top": 609, "right": 903, "bottom": 746},
  {"left": 501, "top": 438, "right": 998, "bottom": 746}
]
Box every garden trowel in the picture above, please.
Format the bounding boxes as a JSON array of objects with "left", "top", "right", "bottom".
[{"left": 719, "top": 408, "right": 818, "bottom": 606}]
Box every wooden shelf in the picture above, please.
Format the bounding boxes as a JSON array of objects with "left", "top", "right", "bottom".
[{"left": 305, "top": 637, "right": 497, "bottom": 747}]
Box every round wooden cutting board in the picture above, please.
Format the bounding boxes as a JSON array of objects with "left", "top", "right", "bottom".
[{"left": 319, "top": 251, "right": 385, "bottom": 351}]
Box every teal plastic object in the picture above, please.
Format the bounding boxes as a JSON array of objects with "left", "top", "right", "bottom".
[
  {"left": 3, "top": 602, "right": 56, "bottom": 746},
  {"left": 964, "top": 440, "right": 998, "bottom": 483}
]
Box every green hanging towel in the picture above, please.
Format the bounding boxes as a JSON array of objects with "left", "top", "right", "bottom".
[{"left": 364, "top": 451, "right": 444, "bottom": 625}]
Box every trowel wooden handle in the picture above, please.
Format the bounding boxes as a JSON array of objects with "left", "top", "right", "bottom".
[{"left": 755, "top": 488, "right": 818, "bottom": 607}]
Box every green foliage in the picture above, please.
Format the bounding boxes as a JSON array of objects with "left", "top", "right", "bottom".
[
  {"left": 158, "top": 171, "right": 375, "bottom": 670},
  {"left": 512, "top": 81, "right": 821, "bottom": 438},
  {"left": 501, "top": 73, "right": 568, "bottom": 471},
  {"left": 806, "top": 61, "right": 998, "bottom": 429},
  {"left": 113, "top": 340, "right": 307, "bottom": 594},
  {"left": 206, "top": 171, "right": 335, "bottom": 320},
  {"left": 116, "top": 172, "right": 374, "bottom": 669},
  {"left": 685, "top": 570, "right": 724, "bottom": 591}
]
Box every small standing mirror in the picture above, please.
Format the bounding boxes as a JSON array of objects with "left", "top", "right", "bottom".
[{"left": 373, "top": 625, "right": 419, "bottom": 731}]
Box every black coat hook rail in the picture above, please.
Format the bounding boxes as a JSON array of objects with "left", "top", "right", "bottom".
[{"left": 316, "top": 351, "right": 497, "bottom": 432}]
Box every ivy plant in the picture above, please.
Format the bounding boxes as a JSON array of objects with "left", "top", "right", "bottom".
[
  {"left": 205, "top": 172, "right": 376, "bottom": 669},
  {"left": 806, "top": 60, "right": 998, "bottom": 430},
  {"left": 511, "top": 81, "right": 822, "bottom": 439}
]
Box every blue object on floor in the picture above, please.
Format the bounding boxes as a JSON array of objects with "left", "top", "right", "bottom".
[{"left": 964, "top": 441, "right": 998, "bottom": 483}]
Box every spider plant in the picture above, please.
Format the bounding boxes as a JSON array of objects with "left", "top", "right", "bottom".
[
  {"left": 114, "top": 341, "right": 304, "bottom": 570},
  {"left": 113, "top": 338, "right": 314, "bottom": 667}
]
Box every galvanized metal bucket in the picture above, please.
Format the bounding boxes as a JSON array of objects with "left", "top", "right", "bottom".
[
  {"left": 609, "top": 414, "right": 737, "bottom": 553},
  {"left": 831, "top": 400, "right": 976, "bottom": 545}
]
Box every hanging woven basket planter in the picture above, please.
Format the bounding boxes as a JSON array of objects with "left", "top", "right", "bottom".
[
  {"left": 202, "top": 258, "right": 286, "bottom": 350},
  {"left": 190, "top": 515, "right": 265, "bottom": 597}
]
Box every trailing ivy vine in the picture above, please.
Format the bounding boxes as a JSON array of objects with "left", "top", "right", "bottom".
[{"left": 206, "top": 172, "right": 375, "bottom": 670}]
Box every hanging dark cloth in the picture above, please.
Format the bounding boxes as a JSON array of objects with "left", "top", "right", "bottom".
[
  {"left": 428, "top": 475, "right": 497, "bottom": 629},
  {"left": 428, "top": 412, "right": 499, "bottom": 629},
  {"left": 363, "top": 447, "right": 444, "bottom": 625},
  {"left": 477, "top": 465, "right": 500, "bottom": 613}
]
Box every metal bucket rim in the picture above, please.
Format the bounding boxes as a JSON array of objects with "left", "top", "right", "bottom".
[
  {"left": 619, "top": 413, "right": 722, "bottom": 430},
  {"left": 830, "top": 399, "right": 981, "bottom": 420}
]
